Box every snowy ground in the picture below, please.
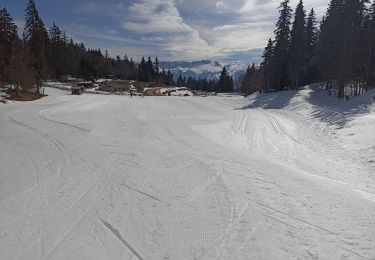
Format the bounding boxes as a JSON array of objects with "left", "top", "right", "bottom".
[{"left": 0, "top": 86, "right": 374, "bottom": 260}]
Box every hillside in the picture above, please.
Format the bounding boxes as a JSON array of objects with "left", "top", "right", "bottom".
[{"left": 0, "top": 86, "right": 374, "bottom": 259}]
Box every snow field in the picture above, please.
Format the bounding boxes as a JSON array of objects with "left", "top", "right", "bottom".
[{"left": 0, "top": 86, "right": 374, "bottom": 259}]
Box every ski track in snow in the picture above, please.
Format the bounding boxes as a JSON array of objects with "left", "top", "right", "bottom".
[{"left": 0, "top": 87, "right": 374, "bottom": 259}]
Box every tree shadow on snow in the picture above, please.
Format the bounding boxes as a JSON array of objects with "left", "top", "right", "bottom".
[
  {"left": 307, "top": 88, "right": 375, "bottom": 128},
  {"left": 239, "top": 90, "right": 298, "bottom": 110},
  {"left": 306, "top": 87, "right": 375, "bottom": 128},
  {"left": 236, "top": 85, "right": 375, "bottom": 128}
]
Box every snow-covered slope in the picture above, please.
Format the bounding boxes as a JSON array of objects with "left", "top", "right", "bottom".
[
  {"left": 0, "top": 86, "right": 374, "bottom": 259},
  {"left": 159, "top": 60, "right": 250, "bottom": 86}
]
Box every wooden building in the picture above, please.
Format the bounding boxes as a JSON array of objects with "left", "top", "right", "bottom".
[{"left": 71, "top": 85, "right": 84, "bottom": 95}]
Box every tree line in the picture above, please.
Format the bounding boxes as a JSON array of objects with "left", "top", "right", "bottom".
[
  {"left": 0, "top": 0, "right": 177, "bottom": 94},
  {"left": 241, "top": 0, "right": 375, "bottom": 98},
  {"left": 176, "top": 66, "right": 234, "bottom": 93},
  {"left": 176, "top": 75, "right": 217, "bottom": 92},
  {"left": 0, "top": 0, "right": 237, "bottom": 94}
]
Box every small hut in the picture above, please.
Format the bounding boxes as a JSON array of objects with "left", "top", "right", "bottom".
[{"left": 71, "top": 85, "right": 83, "bottom": 95}]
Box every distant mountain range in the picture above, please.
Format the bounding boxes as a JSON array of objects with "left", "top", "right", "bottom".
[{"left": 159, "top": 60, "right": 256, "bottom": 87}]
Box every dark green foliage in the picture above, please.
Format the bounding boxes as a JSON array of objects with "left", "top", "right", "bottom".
[
  {"left": 306, "top": 9, "right": 318, "bottom": 59},
  {"left": 23, "top": 0, "right": 49, "bottom": 92},
  {"left": 176, "top": 75, "right": 216, "bottom": 92},
  {"left": 0, "top": 6, "right": 18, "bottom": 84},
  {"left": 315, "top": 0, "right": 368, "bottom": 97},
  {"left": 243, "top": 0, "right": 375, "bottom": 98},
  {"left": 304, "top": 8, "right": 319, "bottom": 83},
  {"left": 288, "top": 0, "right": 306, "bottom": 89},
  {"left": 260, "top": 38, "right": 275, "bottom": 91},
  {"left": 217, "top": 66, "right": 234, "bottom": 93},
  {"left": 272, "top": 0, "right": 293, "bottom": 90},
  {"left": 0, "top": 1, "right": 171, "bottom": 90},
  {"left": 241, "top": 63, "right": 258, "bottom": 94},
  {"left": 136, "top": 56, "right": 168, "bottom": 83}
]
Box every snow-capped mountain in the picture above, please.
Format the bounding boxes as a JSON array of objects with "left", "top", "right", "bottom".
[{"left": 159, "top": 60, "right": 252, "bottom": 86}]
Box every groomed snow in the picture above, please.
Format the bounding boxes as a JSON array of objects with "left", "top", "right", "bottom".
[{"left": 0, "top": 86, "right": 374, "bottom": 259}]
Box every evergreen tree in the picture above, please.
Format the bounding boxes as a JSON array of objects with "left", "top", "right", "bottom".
[
  {"left": 0, "top": 7, "right": 18, "bottom": 84},
  {"left": 146, "top": 57, "right": 154, "bottom": 81},
  {"left": 154, "top": 57, "right": 160, "bottom": 74},
  {"left": 306, "top": 9, "right": 318, "bottom": 59},
  {"left": 48, "top": 23, "right": 64, "bottom": 79},
  {"left": 260, "top": 38, "right": 275, "bottom": 91},
  {"left": 138, "top": 57, "right": 146, "bottom": 81},
  {"left": 10, "top": 39, "right": 34, "bottom": 94},
  {"left": 166, "top": 69, "right": 174, "bottom": 86},
  {"left": 288, "top": 0, "right": 306, "bottom": 89},
  {"left": 305, "top": 8, "right": 319, "bottom": 83},
  {"left": 360, "top": 1, "right": 375, "bottom": 87},
  {"left": 217, "top": 66, "right": 234, "bottom": 92},
  {"left": 369, "top": 1, "right": 375, "bottom": 85},
  {"left": 241, "top": 63, "right": 258, "bottom": 94},
  {"left": 23, "top": 0, "right": 48, "bottom": 93},
  {"left": 177, "top": 74, "right": 184, "bottom": 87},
  {"left": 272, "top": 0, "right": 293, "bottom": 90},
  {"left": 315, "top": 0, "right": 367, "bottom": 97}
]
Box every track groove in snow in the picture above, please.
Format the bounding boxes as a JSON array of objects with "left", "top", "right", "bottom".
[
  {"left": 8, "top": 112, "right": 70, "bottom": 166},
  {"left": 100, "top": 219, "right": 144, "bottom": 260},
  {"left": 1, "top": 87, "right": 374, "bottom": 259},
  {"left": 39, "top": 109, "right": 90, "bottom": 133}
]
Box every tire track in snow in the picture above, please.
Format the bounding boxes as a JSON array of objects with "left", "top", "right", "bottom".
[
  {"left": 251, "top": 201, "right": 370, "bottom": 259},
  {"left": 253, "top": 123, "right": 263, "bottom": 154},
  {"left": 24, "top": 147, "right": 45, "bottom": 258},
  {"left": 217, "top": 202, "right": 250, "bottom": 259},
  {"left": 8, "top": 112, "right": 70, "bottom": 166},
  {"left": 120, "top": 183, "right": 163, "bottom": 203},
  {"left": 43, "top": 171, "right": 110, "bottom": 260},
  {"left": 249, "top": 199, "right": 337, "bottom": 235},
  {"left": 237, "top": 110, "right": 249, "bottom": 136},
  {"left": 269, "top": 116, "right": 284, "bottom": 137},
  {"left": 39, "top": 109, "right": 90, "bottom": 133},
  {"left": 235, "top": 218, "right": 264, "bottom": 256},
  {"left": 99, "top": 219, "right": 144, "bottom": 260}
]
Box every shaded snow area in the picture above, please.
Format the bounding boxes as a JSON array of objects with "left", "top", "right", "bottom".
[
  {"left": 43, "top": 81, "right": 75, "bottom": 90},
  {"left": 0, "top": 86, "right": 374, "bottom": 259}
]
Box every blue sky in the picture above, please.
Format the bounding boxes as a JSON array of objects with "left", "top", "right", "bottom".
[{"left": 2, "top": 0, "right": 329, "bottom": 62}]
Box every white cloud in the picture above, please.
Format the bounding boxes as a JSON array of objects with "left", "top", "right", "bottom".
[
  {"left": 73, "top": 0, "right": 331, "bottom": 61},
  {"left": 216, "top": 1, "right": 228, "bottom": 12},
  {"left": 121, "top": 0, "right": 218, "bottom": 60}
]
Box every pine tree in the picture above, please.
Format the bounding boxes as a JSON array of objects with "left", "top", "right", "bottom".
[
  {"left": 359, "top": 0, "right": 375, "bottom": 87},
  {"left": 241, "top": 63, "right": 257, "bottom": 94},
  {"left": 315, "top": 0, "right": 367, "bottom": 97},
  {"left": 146, "top": 57, "right": 154, "bottom": 81},
  {"left": 23, "top": 0, "right": 48, "bottom": 93},
  {"left": 177, "top": 74, "right": 184, "bottom": 87},
  {"left": 260, "top": 38, "right": 275, "bottom": 91},
  {"left": 369, "top": 1, "right": 375, "bottom": 85},
  {"left": 306, "top": 9, "right": 318, "bottom": 60},
  {"left": 138, "top": 57, "right": 146, "bottom": 81},
  {"left": 48, "top": 23, "right": 64, "bottom": 78},
  {"left": 154, "top": 57, "right": 160, "bottom": 74},
  {"left": 167, "top": 69, "right": 174, "bottom": 86},
  {"left": 272, "top": 0, "right": 293, "bottom": 90},
  {"left": 10, "top": 39, "right": 34, "bottom": 94},
  {"left": 288, "top": 0, "right": 306, "bottom": 89},
  {"left": 217, "top": 66, "right": 234, "bottom": 93},
  {"left": 0, "top": 7, "right": 18, "bottom": 84},
  {"left": 304, "top": 8, "right": 319, "bottom": 83}
]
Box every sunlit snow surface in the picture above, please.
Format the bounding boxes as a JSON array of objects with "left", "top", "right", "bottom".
[{"left": 0, "top": 86, "right": 374, "bottom": 259}]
